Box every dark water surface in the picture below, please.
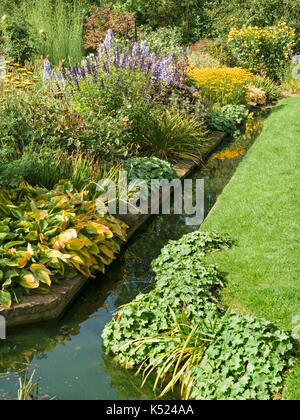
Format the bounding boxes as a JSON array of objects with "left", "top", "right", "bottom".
[{"left": 0, "top": 116, "right": 265, "bottom": 400}]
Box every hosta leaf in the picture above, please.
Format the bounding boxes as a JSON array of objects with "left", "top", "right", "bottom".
[
  {"left": 66, "top": 238, "right": 85, "bottom": 251},
  {"left": 32, "top": 210, "right": 48, "bottom": 220},
  {"left": 25, "top": 231, "right": 38, "bottom": 241},
  {"left": 50, "top": 195, "right": 68, "bottom": 208},
  {"left": 4, "top": 269, "right": 19, "bottom": 280},
  {"left": 7, "top": 205, "right": 24, "bottom": 219},
  {"left": 78, "top": 233, "right": 93, "bottom": 247},
  {"left": 86, "top": 243, "right": 99, "bottom": 255},
  {"left": 99, "top": 255, "right": 113, "bottom": 266},
  {"left": 17, "top": 251, "right": 32, "bottom": 268},
  {"left": 19, "top": 273, "right": 40, "bottom": 289},
  {"left": 36, "top": 283, "right": 51, "bottom": 295},
  {"left": 99, "top": 245, "right": 116, "bottom": 260},
  {"left": 86, "top": 222, "right": 112, "bottom": 237},
  {"left": 2, "top": 278, "right": 12, "bottom": 288},
  {"left": 0, "top": 258, "right": 18, "bottom": 267},
  {"left": 0, "top": 225, "right": 10, "bottom": 233},
  {"left": 0, "top": 232, "right": 10, "bottom": 241},
  {"left": 0, "top": 290, "right": 12, "bottom": 308},
  {"left": 111, "top": 224, "right": 127, "bottom": 238},
  {"left": 4, "top": 241, "right": 25, "bottom": 250},
  {"left": 53, "top": 229, "right": 77, "bottom": 247},
  {"left": 30, "top": 264, "right": 51, "bottom": 287}
]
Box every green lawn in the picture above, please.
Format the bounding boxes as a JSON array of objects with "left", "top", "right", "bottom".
[{"left": 202, "top": 97, "right": 300, "bottom": 400}]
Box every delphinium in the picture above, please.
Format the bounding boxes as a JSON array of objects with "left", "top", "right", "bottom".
[{"left": 44, "top": 29, "right": 188, "bottom": 103}]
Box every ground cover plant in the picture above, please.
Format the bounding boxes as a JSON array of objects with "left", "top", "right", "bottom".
[
  {"left": 102, "top": 231, "right": 295, "bottom": 400},
  {"left": 207, "top": 105, "right": 250, "bottom": 136}
]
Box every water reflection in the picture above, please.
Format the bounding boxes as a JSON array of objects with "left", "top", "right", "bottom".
[{"left": 0, "top": 114, "right": 266, "bottom": 400}]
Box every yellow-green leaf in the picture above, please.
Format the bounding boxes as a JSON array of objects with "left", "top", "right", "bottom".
[{"left": 19, "top": 273, "right": 39, "bottom": 289}]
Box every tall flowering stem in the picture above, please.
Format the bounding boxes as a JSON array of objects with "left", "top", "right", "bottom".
[{"left": 51, "top": 30, "right": 187, "bottom": 96}]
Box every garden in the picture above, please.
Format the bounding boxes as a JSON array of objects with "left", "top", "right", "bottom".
[{"left": 0, "top": 0, "right": 299, "bottom": 401}]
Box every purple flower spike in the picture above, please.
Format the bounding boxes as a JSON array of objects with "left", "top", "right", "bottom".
[{"left": 43, "top": 59, "right": 52, "bottom": 80}]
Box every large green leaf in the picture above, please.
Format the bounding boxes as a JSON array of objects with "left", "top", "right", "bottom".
[
  {"left": 19, "top": 273, "right": 40, "bottom": 289},
  {"left": 0, "top": 290, "right": 12, "bottom": 308}
]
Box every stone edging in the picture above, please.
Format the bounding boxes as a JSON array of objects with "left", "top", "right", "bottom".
[{"left": 0, "top": 132, "right": 226, "bottom": 328}]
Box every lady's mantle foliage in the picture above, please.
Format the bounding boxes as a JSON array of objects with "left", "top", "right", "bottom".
[{"left": 102, "top": 231, "right": 294, "bottom": 400}]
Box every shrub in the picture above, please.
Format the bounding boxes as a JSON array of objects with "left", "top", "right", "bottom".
[
  {"left": 207, "top": 105, "right": 250, "bottom": 135},
  {"left": 0, "top": 14, "right": 36, "bottom": 64},
  {"left": 228, "top": 24, "right": 296, "bottom": 79},
  {"left": 84, "top": 4, "right": 135, "bottom": 51},
  {"left": 205, "top": 0, "right": 300, "bottom": 48},
  {"left": 0, "top": 181, "right": 127, "bottom": 308},
  {"left": 0, "top": 96, "right": 134, "bottom": 162},
  {"left": 201, "top": 40, "right": 238, "bottom": 68},
  {"left": 139, "top": 26, "right": 183, "bottom": 55},
  {"left": 188, "top": 51, "right": 220, "bottom": 69},
  {"left": 187, "top": 67, "right": 253, "bottom": 106}
]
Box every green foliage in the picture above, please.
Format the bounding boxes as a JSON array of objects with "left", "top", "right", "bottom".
[
  {"left": 139, "top": 26, "right": 183, "bottom": 54},
  {"left": 228, "top": 24, "right": 296, "bottom": 80},
  {"left": 280, "top": 62, "right": 300, "bottom": 94},
  {"left": 202, "top": 40, "right": 238, "bottom": 68},
  {"left": 139, "top": 110, "right": 208, "bottom": 162},
  {"left": 0, "top": 98, "right": 133, "bottom": 162},
  {"left": 191, "top": 314, "right": 294, "bottom": 400},
  {"left": 0, "top": 146, "right": 121, "bottom": 191},
  {"left": 206, "top": 0, "right": 300, "bottom": 47},
  {"left": 102, "top": 231, "right": 230, "bottom": 365},
  {"left": 109, "top": 0, "right": 209, "bottom": 44},
  {"left": 207, "top": 105, "right": 250, "bottom": 136},
  {"left": 125, "top": 157, "right": 178, "bottom": 184},
  {"left": 250, "top": 76, "right": 282, "bottom": 103},
  {"left": 0, "top": 181, "right": 127, "bottom": 308},
  {"left": 0, "top": 14, "right": 36, "bottom": 64},
  {"left": 103, "top": 230, "right": 294, "bottom": 400}
]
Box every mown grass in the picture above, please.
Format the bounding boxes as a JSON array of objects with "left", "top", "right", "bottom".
[{"left": 202, "top": 97, "right": 300, "bottom": 400}]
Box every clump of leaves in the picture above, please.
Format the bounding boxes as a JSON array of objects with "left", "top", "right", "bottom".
[
  {"left": 207, "top": 105, "right": 250, "bottom": 136},
  {"left": 0, "top": 181, "right": 127, "bottom": 308},
  {"left": 190, "top": 314, "right": 294, "bottom": 400},
  {"left": 125, "top": 157, "right": 178, "bottom": 184},
  {"left": 102, "top": 232, "right": 231, "bottom": 366},
  {"left": 141, "top": 110, "right": 209, "bottom": 163},
  {"left": 102, "top": 230, "right": 295, "bottom": 400}
]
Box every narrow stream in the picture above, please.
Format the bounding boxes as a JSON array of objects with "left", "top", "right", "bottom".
[{"left": 0, "top": 114, "right": 266, "bottom": 400}]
